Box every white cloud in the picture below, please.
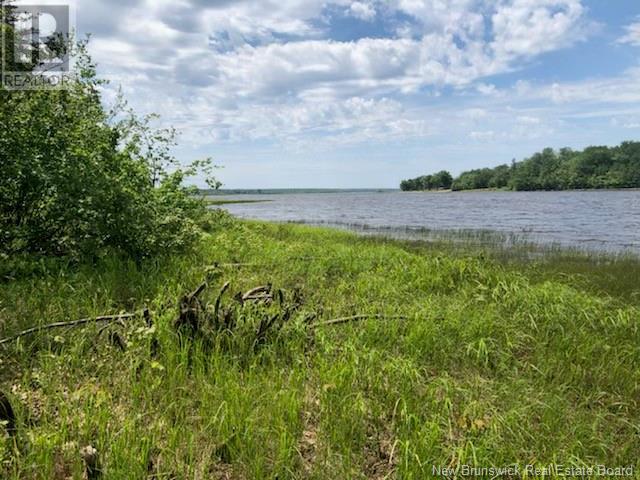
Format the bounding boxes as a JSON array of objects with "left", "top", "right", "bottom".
[
  {"left": 470, "top": 130, "right": 496, "bottom": 141},
  {"left": 78, "top": 0, "right": 609, "bottom": 154},
  {"left": 348, "top": 1, "right": 376, "bottom": 21},
  {"left": 516, "top": 115, "right": 540, "bottom": 125},
  {"left": 475, "top": 82, "right": 501, "bottom": 97},
  {"left": 618, "top": 20, "right": 640, "bottom": 47},
  {"left": 392, "top": 0, "right": 484, "bottom": 37},
  {"left": 491, "top": 0, "right": 588, "bottom": 63},
  {"left": 545, "top": 69, "right": 640, "bottom": 105},
  {"left": 86, "top": 0, "right": 592, "bottom": 95},
  {"left": 461, "top": 108, "right": 487, "bottom": 119}
]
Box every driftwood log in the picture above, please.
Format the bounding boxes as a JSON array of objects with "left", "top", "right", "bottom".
[{"left": 0, "top": 272, "right": 410, "bottom": 350}]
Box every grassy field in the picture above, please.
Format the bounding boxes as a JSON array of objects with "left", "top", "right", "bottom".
[{"left": 1, "top": 219, "right": 639, "bottom": 479}]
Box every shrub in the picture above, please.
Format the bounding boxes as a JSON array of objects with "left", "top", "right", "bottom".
[{"left": 0, "top": 41, "right": 219, "bottom": 260}]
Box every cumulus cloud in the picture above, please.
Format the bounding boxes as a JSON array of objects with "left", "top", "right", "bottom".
[
  {"left": 490, "top": 0, "right": 588, "bottom": 63},
  {"left": 348, "top": 1, "right": 376, "bottom": 21},
  {"left": 78, "top": 0, "right": 602, "bottom": 150}
]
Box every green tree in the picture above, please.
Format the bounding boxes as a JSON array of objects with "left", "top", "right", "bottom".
[
  {"left": 0, "top": 40, "right": 219, "bottom": 259},
  {"left": 400, "top": 170, "right": 452, "bottom": 191},
  {"left": 432, "top": 170, "right": 453, "bottom": 189},
  {"left": 428, "top": 142, "right": 640, "bottom": 193},
  {"left": 488, "top": 164, "right": 510, "bottom": 188}
]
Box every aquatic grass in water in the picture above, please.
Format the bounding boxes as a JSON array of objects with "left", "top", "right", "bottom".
[
  {"left": 289, "top": 220, "right": 640, "bottom": 305},
  {"left": 1, "top": 221, "right": 639, "bottom": 478},
  {"left": 219, "top": 190, "right": 640, "bottom": 254}
]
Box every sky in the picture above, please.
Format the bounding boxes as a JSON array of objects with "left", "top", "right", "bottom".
[{"left": 73, "top": 0, "right": 640, "bottom": 188}]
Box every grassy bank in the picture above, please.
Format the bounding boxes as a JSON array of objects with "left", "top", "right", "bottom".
[{"left": 1, "top": 220, "right": 639, "bottom": 478}]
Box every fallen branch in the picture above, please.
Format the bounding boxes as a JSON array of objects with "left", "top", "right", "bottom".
[
  {"left": 242, "top": 285, "right": 271, "bottom": 300},
  {"left": 215, "top": 262, "right": 260, "bottom": 269},
  {"left": 242, "top": 285, "right": 273, "bottom": 304},
  {"left": 0, "top": 311, "right": 144, "bottom": 347},
  {"left": 188, "top": 281, "right": 208, "bottom": 300},
  {"left": 209, "top": 257, "right": 319, "bottom": 270},
  {"left": 311, "top": 315, "right": 408, "bottom": 328},
  {"left": 214, "top": 281, "right": 231, "bottom": 322}
]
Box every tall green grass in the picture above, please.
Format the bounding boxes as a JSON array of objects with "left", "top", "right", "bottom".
[{"left": 1, "top": 221, "right": 639, "bottom": 478}]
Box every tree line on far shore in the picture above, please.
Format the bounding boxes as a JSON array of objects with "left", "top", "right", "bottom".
[
  {"left": 400, "top": 170, "right": 453, "bottom": 191},
  {"left": 400, "top": 141, "right": 640, "bottom": 192}
]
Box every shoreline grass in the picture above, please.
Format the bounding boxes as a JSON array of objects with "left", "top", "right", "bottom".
[
  {"left": 1, "top": 221, "right": 639, "bottom": 478},
  {"left": 290, "top": 220, "right": 640, "bottom": 306}
]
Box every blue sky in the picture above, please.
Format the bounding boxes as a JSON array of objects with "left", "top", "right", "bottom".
[{"left": 77, "top": 0, "right": 640, "bottom": 188}]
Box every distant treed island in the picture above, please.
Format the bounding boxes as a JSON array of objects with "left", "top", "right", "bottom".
[{"left": 400, "top": 141, "right": 640, "bottom": 191}]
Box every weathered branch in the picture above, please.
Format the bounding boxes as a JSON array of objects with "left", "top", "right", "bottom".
[
  {"left": 214, "top": 281, "right": 231, "bottom": 323},
  {"left": 0, "top": 312, "right": 142, "bottom": 347},
  {"left": 216, "top": 262, "right": 260, "bottom": 268},
  {"left": 176, "top": 282, "right": 210, "bottom": 332},
  {"left": 210, "top": 257, "right": 319, "bottom": 270},
  {"left": 242, "top": 285, "right": 271, "bottom": 300},
  {"left": 189, "top": 282, "right": 208, "bottom": 300},
  {"left": 310, "top": 315, "right": 408, "bottom": 328}
]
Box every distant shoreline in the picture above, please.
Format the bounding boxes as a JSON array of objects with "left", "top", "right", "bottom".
[
  {"left": 402, "top": 187, "right": 640, "bottom": 193},
  {"left": 204, "top": 187, "right": 640, "bottom": 196},
  {"left": 202, "top": 188, "right": 398, "bottom": 195},
  {"left": 401, "top": 142, "right": 640, "bottom": 192}
]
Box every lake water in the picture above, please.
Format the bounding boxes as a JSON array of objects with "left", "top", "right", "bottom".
[{"left": 213, "top": 190, "right": 640, "bottom": 254}]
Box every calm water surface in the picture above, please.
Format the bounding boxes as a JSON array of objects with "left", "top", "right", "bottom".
[{"left": 215, "top": 191, "right": 640, "bottom": 253}]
